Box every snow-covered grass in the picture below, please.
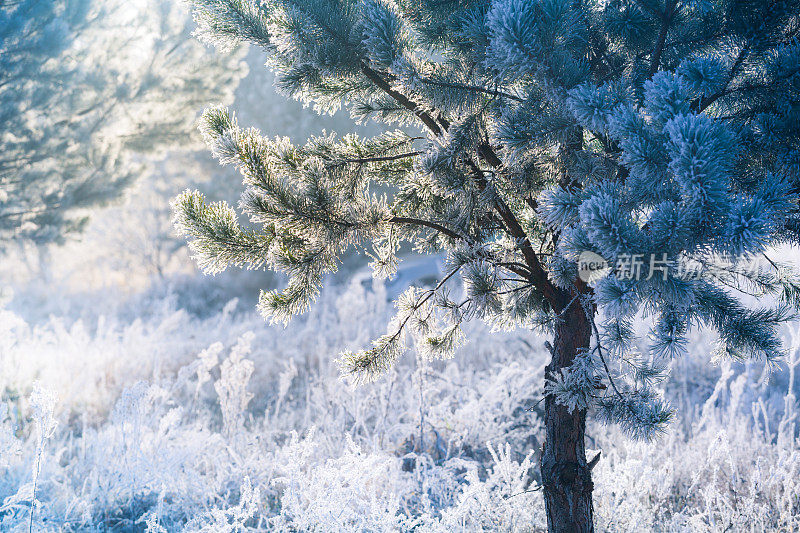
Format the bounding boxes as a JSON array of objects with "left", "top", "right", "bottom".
[{"left": 1, "top": 265, "right": 799, "bottom": 532}]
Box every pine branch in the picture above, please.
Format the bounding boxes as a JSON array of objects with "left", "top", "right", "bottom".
[
  {"left": 359, "top": 62, "right": 443, "bottom": 136},
  {"left": 337, "top": 150, "right": 421, "bottom": 164},
  {"left": 388, "top": 216, "right": 531, "bottom": 280},
  {"left": 342, "top": 265, "right": 463, "bottom": 377},
  {"left": 471, "top": 144, "right": 563, "bottom": 308},
  {"left": 647, "top": 1, "right": 677, "bottom": 78},
  {"left": 590, "top": 316, "right": 622, "bottom": 398},
  {"left": 697, "top": 45, "right": 750, "bottom": 113},
  {"left": 388, "top": 216, "right": 463, "bottom": 240},
  {"left": 417, "top": 78, "right": 523, "bottom": 102},
  {"left": 357, "top": 63, "right": 551, "bottom": 294}
]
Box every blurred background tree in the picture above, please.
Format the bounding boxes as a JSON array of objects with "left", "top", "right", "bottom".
[{"left": 0, "top": 0, "right": 246, "bottom": 249}]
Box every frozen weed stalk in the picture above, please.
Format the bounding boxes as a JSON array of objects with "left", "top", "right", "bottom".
[{"left": 171, "top": 0, "right": 800, "bottom": 531}]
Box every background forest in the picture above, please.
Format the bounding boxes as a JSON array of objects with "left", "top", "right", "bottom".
[{"left": 1, "top": 1, "right": 799, "bottom": 531}]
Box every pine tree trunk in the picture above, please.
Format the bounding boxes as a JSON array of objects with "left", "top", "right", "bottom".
[{"left": 541, "top": 300, "right": 594, "bottom": 533}]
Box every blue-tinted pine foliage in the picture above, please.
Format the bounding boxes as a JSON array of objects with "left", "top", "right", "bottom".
[{"left": 174, "top": 0, "right": 800, "bottom": 438}]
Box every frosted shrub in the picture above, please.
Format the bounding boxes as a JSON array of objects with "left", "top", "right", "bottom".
[
  {"left": 0, "top": 405, "right": 21, "bottom": 470},
  {"left": 591, "top": 356, "right": 800, "bottom": 532},
  {"left": 196, "top": 342, "right": 223, "bottom": 396},
  {"left": 180, "top": 477, "right": 260, "bottom": 533},
  {"left": 69, "top": 382, "right": 224, "bottom": 528},
  {"left": 271, "top": 430, "right": 414, "bottom": 531},
  {"left": 0, "top": 383, "right": 58, "bottom": 529},
  {"left": 421, "top": 443, "right": 546, "bottom": 532},
  {"left": 215, "top": 333, "right": 256, "bottom": 436},
  {"left": 421, "top": 357, "right": 544, "bottom": 453}
]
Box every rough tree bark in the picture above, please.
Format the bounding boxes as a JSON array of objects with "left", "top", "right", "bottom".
[{"left": 541, "top": 298, "right": 594, "bottom": 533}]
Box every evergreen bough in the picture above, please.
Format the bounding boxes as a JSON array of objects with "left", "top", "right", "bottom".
[
  {"left": 0, "top": 0, "right": 245, "bottom": 248},
  {"left": 173, "top": 0, "right": 800, "bottom": 530}
]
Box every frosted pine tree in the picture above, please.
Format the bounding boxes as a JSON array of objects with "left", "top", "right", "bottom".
[
  {"left": 0, "top": 0, "right": 245, "bottom": 248},
  {"left": 173, "top": 1, "right": 800, "bottom": 531}
]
